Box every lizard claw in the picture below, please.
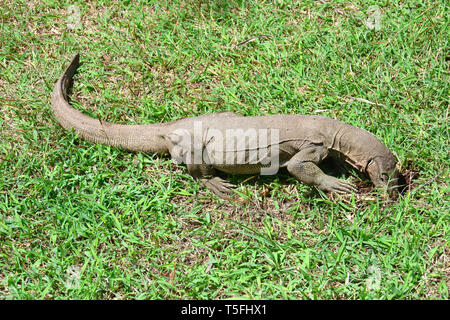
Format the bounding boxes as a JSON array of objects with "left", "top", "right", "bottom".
[
  {"left": 318, "top": 176, "right": 357, "bottom": 194},
  {"left": 200, "top": 177, "right": 235, "bottom": 198}
]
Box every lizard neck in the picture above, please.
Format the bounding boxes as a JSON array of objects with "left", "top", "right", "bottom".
[{"left": 326, "top": 123, "right": 389, "bottom": 173}]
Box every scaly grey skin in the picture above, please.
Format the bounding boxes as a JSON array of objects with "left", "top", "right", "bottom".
[{"left": 52, "top": 54, "right": 400, "bottom": 198}]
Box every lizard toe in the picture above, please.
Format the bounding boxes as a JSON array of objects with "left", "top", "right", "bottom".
[
  {"left": 201, "top": 177, "right": 235, "bottom": 198},
  {"left": 337, "top": 180, "right": 357, "bottom": 193},
  {"left": 319, "top": 177, "right": 356, "bottom": 194}
]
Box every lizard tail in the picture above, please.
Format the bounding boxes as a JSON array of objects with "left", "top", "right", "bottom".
[{"left": 51, "top": 54, "right": 169, "bottom": 153}]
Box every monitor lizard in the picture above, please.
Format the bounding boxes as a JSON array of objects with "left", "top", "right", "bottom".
[{"left": 51, "top": 54, "right": 400, "bottom": 198}]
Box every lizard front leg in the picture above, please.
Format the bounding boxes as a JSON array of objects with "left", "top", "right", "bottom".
[{"left": 287, "top": 146, "right": 356, "bottom": 194}]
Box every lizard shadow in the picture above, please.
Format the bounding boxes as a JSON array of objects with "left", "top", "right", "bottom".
[
  {"left": 222, "top": 157, "right": 372, "bottom": 198},
  {"left": 223, "top": 157, "right": 414, "bottom": 199}
]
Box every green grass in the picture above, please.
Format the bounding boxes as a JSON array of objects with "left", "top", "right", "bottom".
[{"left": 0, "top": 0, "right": 448, "bottom": 299}]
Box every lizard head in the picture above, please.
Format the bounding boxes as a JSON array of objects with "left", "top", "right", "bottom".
[{"left": 366, "top": 156, "right": 400, "bottom": 199}]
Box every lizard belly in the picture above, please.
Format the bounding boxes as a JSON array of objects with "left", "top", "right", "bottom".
[
  {"left": 212, "top": 163, "right": 265, "bottom": 175},
  {"left": 208, "top": 150, "right": 288, "bottom": 175}
]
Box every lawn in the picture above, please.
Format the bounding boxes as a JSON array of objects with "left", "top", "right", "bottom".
[{"left": 0, "top": 0, "right": 448, "bottom": 299}]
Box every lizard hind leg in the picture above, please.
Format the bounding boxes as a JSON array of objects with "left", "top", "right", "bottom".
[
  {"left": 286, "top": 146, "right": 357, "bottom": 194},
  {"left": 187, "top": 163, "right": 235, "bottom": 198}
]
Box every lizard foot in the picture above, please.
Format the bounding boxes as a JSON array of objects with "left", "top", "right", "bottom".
[
  {"left": 200, "top": 177, "right": 235, "bottom": 198},
  {"left": 317, "top": 176, "right": 357, "bottom": 194}
]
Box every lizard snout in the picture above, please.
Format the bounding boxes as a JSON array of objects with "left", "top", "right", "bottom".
[{"left": 367, "top": 158, "right": 399, "bottom": 199}]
